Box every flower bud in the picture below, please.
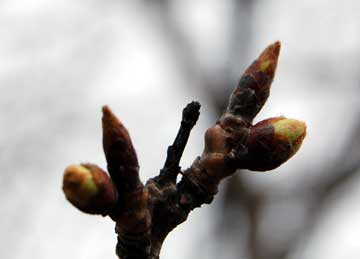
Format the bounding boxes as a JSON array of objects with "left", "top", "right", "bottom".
[
  {"left": 244, "top": 117, "right": 306, "bottom": 171},
  {"left": 102, "top": 105, "right": 141, "bottom": 192},
  {"left": 63, "top": 164, "right": 117, "bottom": 215},
  {"left": 227, "top": 41, "right": 281, "bottom": 122}
]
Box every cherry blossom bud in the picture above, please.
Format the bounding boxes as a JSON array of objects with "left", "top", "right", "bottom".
[
  {"left": 227, "top": 41, "right": 281, "bottom": 122},
  {"left": 244, "top": 117, "right": 306, "bottom": 171},
  {"left": 102, "top": 105, "right": 142, "bottom": 192},
  {"left": 63, "top": 164, "right": 117, "bottom": 215}
]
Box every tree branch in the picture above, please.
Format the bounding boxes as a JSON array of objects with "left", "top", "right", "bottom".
[{"left": 62, "top": 42, "right": 307, "bottom": 259}]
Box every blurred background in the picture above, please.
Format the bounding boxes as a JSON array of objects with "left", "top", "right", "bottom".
[{"left": 1, "top": 1, "right": 359, "bottom": 258}]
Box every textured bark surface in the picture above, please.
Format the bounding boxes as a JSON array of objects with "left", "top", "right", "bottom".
[{"left": 62, "top": 42, "right": 306, "bottom": 259}]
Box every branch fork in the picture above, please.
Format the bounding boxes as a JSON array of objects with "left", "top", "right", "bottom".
[{"left": 62, "top": 41, "right": 306, "bottom": 259}]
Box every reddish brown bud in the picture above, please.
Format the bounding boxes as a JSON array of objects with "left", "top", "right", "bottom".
[
  {"left": 63, "top": 164, "right": 117, "bottom": 215},
  {"left": 244, "top": 116, "right": 306, "bottom": 171},
  {"left": 227, "top": 41, "right": 281, "bottom": 122},
  {"left": 102, "top": 106, "right": 141, "bottom": 191}
]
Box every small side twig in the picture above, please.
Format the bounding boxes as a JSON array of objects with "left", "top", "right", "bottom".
[{"left": 159, "top": 101, "right": 201, "bottom": 182}]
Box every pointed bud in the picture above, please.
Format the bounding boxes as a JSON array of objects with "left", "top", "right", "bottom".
[
  {"left": 245, "top": 41, "right": 281, "bottom": 79},
  {"left": 63, "top": 164, "right": 117, "bottom": 215},
  {"left": 102, "top": 106, "right": 141, "bottom": 192},
  {"left": 227, "top": 41, "right": 281, "bottom": 122},
  {"left": 244, "top": 116, "right": 306, "bottom": 171}
]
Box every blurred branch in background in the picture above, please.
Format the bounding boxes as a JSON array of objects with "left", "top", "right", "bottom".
[{"left": 148, "top": 0, "right": 255, "bottom": 118}]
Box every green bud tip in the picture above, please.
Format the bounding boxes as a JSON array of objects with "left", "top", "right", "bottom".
[
  {"left": 63, "top": 164, "right": 99, "bottom": 208},
  {"left": 273, "top": 118, "right": 307, "bottom": 155},
  {"left": 245, "top": 41, "right": 281, "bottom": 79}
]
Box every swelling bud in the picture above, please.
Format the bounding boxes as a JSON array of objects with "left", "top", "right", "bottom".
[
  {"left": 63, "top": 164, "right": 117, "bottom": 215},
  {"left": 244, "top": 117, "right": 306, "bottom": 171},
  {"left": 227, "top": 41, "right": 281, "bottom": 122}
]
